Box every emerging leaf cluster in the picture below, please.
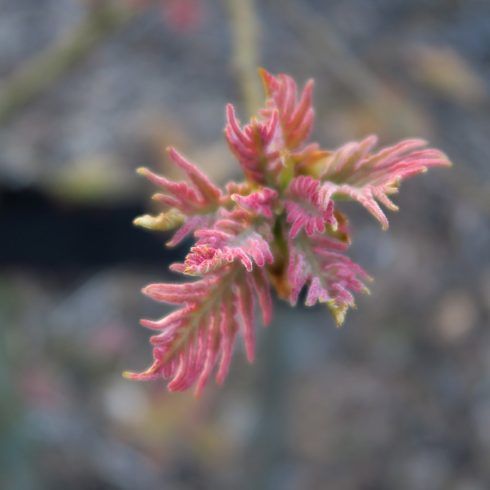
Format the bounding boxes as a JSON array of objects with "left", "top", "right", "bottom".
[{"left": 125, "top": 69, "right": 451, "bottom": 395}]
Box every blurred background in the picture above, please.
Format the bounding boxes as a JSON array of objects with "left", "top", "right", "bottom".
[{"left": 1, "top": 0, "right": 489, "bottom": 489}]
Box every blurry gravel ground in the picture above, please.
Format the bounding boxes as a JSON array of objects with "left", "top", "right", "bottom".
[{"left": 1, "top": 1, "right": 489, "bottom": 489}]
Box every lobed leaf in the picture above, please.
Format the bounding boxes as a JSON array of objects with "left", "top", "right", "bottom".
[
  {"left": 259, "top": 69, "right": 315, "bottom": 150},
  {"left": 285, "top": 175, "right": 336, "bottom": 239},
  {"left": 224, "top": 103, "right": 280, "bottom": 183},
  {"left": 288, "top": 233, "right": 370, "bottom": 326},
  {"left": 124, "top": 266, "right": 273, "bottom": 396},
  {"left": 319, "top": 135, "right": 451, "bottom": 229},
  {"left": 175, "top": 210, "right": 274, "bottom": 275},
  {"left": 231, "top": 187, "right": 278, "bottom": 219},
  {"left": 134, "top": 147, "right": 222, "bottom": 245}
]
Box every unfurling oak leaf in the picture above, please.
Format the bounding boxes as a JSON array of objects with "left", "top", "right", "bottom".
[
  {"left": 128, "top": 69, "right": 451, "bottom": 395},
  {"left": 231, "top": 187, "right": 278, "bottom": 218},
  {"left": 172, "top": 209, "right": 274, "bottom": 275},
  {"left": 224, "top": 104, "right": 279, "bottom": 183},
  {"left": 123, "top": 266, "right": 272, "bottom": 397},
  {"left": 134, "top": 147, "right": 221, "bottom": 245},
  {"left": 317, "top": 135, "right": 451, "bottom": 229},
  {"left": 285, "top": 175, "right": 336, "bottom": 239},
  {"left": 259, "top": 68, "right": 315, "bottom": 150},
  {"left": 288, "top": 233, "right": 371, "bottom": 326}
]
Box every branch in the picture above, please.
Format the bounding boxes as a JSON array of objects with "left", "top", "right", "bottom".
[
  {"left": 271, "top": 0, "right": 428, "bottom": 137},
  {"left": 0, "top": 4, "right": 136, "bottom": 125},
  {"left": 223, "top": 0, "right": 263, "bottom": 117}
]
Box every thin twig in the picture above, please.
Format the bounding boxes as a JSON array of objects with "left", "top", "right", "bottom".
[
  {"left": 0, "top": 4, "right": 136, "bottom": 125},
  {"left": 271, "top": 0, "right": 428, "bottom": 137},
  {"left": 223, "top": 0, "right": 263, "bottom": 117}
]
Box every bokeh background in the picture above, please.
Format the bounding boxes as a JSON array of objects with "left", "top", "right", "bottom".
[{"left": 1, "top": 1, "right": 489, "bottom": 489}]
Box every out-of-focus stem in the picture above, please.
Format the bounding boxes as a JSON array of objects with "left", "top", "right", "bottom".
[
  {"left": 0, "top": 4, "right": 136, "bottom": 126},
  {"left": 274, "top": 0, "right": 428, "bottom": 137},
  {"left": 223, "top": 0, "right": 263, "bottom": 117}
]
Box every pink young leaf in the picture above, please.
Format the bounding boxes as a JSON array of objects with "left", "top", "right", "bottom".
[
  {"left": 137, "top": 148, "right": 221, "bottom": 214},
  {"left": 173, "top": 210, "right": 274, "bottom": 275},
  {"left": 165, "top": 215, "right": 213, "bottom": 247},
  {"left": 259, "top": 69, "right": 315, "bottom": 150},
  {"left": 231, "top": 187, "right": 278, "bottom": 219},
  {"left": 284, "top": 175, "right": 336, "bottom": 239},
  {"left": 319, "top": 135, "right": 451, "bottom": 229},
  {"left": 288, "top": 234, "right": 370, "bottom": 326},
  {"left": 134, "top": 148, "right": 222, "bottom": 243},
  {"left": 124, "top": 265, "right": 272, "bottom": 396},
  {"left": 166, "top": 147, "right": 222, "bottom": 204},
  {"left": 224, "top": 104, "right": 280, "bottom": 183}
]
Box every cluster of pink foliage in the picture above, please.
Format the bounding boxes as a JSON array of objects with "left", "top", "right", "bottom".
[{"left": 125, "top": 69, "right": 451, "bottom": 396}]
